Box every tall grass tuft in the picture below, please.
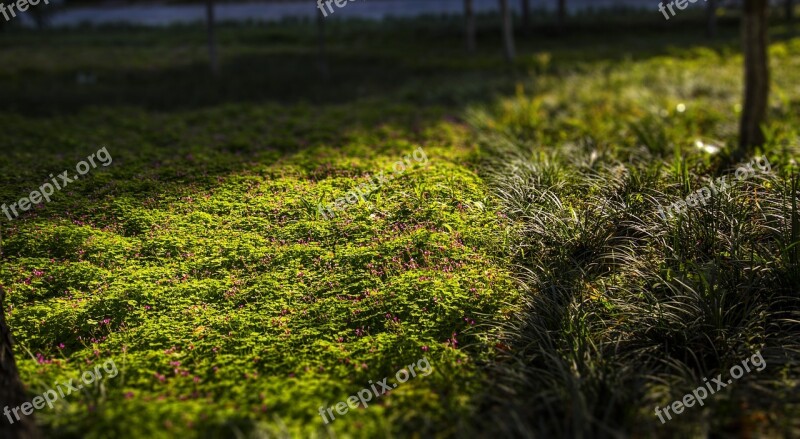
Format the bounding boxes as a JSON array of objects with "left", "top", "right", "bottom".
[{"left": 472, "top": 123, "right": 800, "bottom": 437}]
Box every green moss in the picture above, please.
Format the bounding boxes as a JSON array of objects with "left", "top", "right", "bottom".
[
  {"left": 0, "top": 95, "right": 518, "bottom": 439},
  {"left": 0, "top": 12, "right": 798, "bottom": 438}
]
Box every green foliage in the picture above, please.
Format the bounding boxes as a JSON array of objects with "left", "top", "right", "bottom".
[
  {"left": 0, "top": 49, "right": 524, "bottom": 438},
  {"left": 472, "top": 33, "right": 800, "bottom": 438},
  {"left": 0, "top": 11, "right": 798, "bottom": 439}
]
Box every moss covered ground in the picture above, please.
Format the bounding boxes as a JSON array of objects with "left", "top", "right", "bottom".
[{"left": 0, "top": 10, "right": 798, "bottom": 438}]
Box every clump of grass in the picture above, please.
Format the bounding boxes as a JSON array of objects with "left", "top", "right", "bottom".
[{"left": 471, "top": 43, "right": 800, "bottom": 436}]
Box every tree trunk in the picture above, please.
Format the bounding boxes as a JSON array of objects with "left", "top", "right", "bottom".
[
  {"left": 317, "top": 8, "right": 329, "bottom": 80},
  {"left": 557, "top": 0, "right": 566, "bottom": 33},
  {"left": 787, "top": 0, "right": 794, "bottom": 22},
  {"left": 0, "top": 287, "right": 40, "bottom": 439},
  {"left": 739, "top": 0, "right": 770, "bottom": 156},
  {"left": 499, "top": 0, "right": 515, "bottom": 62},
  {"left": 205, "top": 0, "right": 220, "bottom": 76},
  {"left": 30, "top": 9, "right": 48, "bottom": 30},
  {"left": 465, "top": 0, "right": 476, "bottom": 52},
  {"left": 706, "top": 0, "right": 717, "bottom": 37},
  {"left": 520, "top": 0, "right": 530, "bottom": 34}
]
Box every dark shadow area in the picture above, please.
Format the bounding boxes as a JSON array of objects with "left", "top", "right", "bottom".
[{"left": 1, "top": 10, "right": 794, "bottom": 118}]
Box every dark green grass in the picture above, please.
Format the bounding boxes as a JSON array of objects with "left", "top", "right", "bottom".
[{"left": 463, "top": 16, "right": 800, "bottom": 438}]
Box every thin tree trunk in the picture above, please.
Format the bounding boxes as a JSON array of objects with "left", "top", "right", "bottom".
[
  {"left": 787, "top": 0, "right": 794, "bottom": 22},
  {"left": 706, "top": 0, "right": 717, "bottom": 37},
  {"left": 499, "top": 0, "right": 515, "bottom": 62},
  {"left": 739, "top": 0, "right": 770, "bottom": 156},
  {"left": 520, "top": 0, "right": 530, "bottom": 34},
  {"left": 0, "top": 287, "right": 40, "bottom": 439},
  {"left": 557, "top": 0, "right": 566, "bottom": 33},
  {"left": 317, "top": 8, "right": 329, "bottom": 80},
  {"left": 465, "top": 0, "right": 476, "bottom": 52},
  {"left": 205, "top": 0, "right": 220, "bottom": 76},
  {"left": 31, "top": 9, "right": 48, "bottom": 30}
]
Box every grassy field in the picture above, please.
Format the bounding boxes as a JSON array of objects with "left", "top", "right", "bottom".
[{"left": 0, "top": 10, "right": 799, "bottom": 438}]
